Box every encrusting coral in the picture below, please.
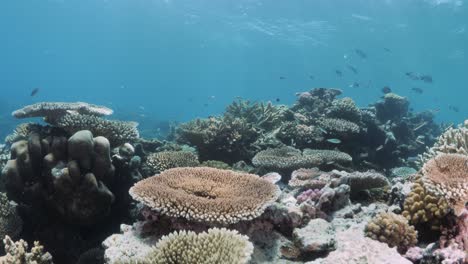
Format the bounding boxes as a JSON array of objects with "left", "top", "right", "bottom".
[
  {"left": 137, "top": 228, "right": 254, "bottom": 264},
  {"left": 145, "top": 151, "right": 199, "bottom": 174},
  {"left": 421, "top": 153, "right": 468, "bottom": 216},
  {"left": 129, "top": 167, "right": 280, "bottom": 224},
  {"left": 365, "top": 212, "right": 418, "bottom": 252},
  {"left": 0, "top": 236, "right": 53, "bottom": 264}
]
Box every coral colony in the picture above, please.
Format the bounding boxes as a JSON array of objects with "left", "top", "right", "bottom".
[{"left": 0, "top": 88, "right": 466, "bottom": 263}]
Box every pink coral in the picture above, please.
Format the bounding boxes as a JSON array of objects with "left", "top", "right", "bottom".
[{"left": 297, "top": 189, "right": 323, "bottom": 204}]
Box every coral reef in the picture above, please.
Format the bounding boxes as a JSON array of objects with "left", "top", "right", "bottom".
[
  {"left": 252, "top": 146, "right": 322, "bottom": 174},
  {"left": 129, "top": 167, "right": 280, "bottom": 224},
  {"left": 0, "top": 192, "right": 23, "bottom": 240},
  {"left": 0, "top": 236, "right": 53, "bottom": 264},
  {"left": 200, "top": 160, "right": 231, "bottom": 170},
  {"left": 365, "top": 212, "right": 417, "bottom": 252},
  {"left": 145, "top": 151, "right": 199, "bottom": 174},
  {"left": 141, "top": 228, "right": 253, "bottom": 264},
  {"left": 12, "top": 102, "right": 113, "bottom": 120}
]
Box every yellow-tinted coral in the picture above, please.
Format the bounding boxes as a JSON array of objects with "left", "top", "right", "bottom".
[
  {"left": 129, "top": 167, "right": 280, "bottom": 224},
  {"left": 135, "top": 228, "right": 253, "bottom": 264},
  {"left": 145, "top": 151, "right": 199, "bottom": 174},
  {"left": 402, "top": 177, "right": 449, "bottom": 229},
  {"left": 0, "top": 235, "right": 53, "bottom": 264},
  {"left": 365, "top": 212, "right": 417, "bottom": 252}
]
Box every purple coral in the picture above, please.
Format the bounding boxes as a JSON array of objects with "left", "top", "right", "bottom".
[{"left": 297, "top": 189, "right": 323, "bottom": 204}]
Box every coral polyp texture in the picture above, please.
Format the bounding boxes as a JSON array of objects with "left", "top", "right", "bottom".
[
  {"left": 365, "top": 212, "right": 418, "bottom": 252},
  {"left": 139, "top": 228, "right": 254, "bottom": 264},
  {"left": 421, "top": 153, "right": 468, "bottom": 216},
  {"left": 145, "top": 151, "right": 199, "bottom": 174},
  {"left": 12, "top": 101, "right": 113, "bottom": 119},
  {"left": 0, "top": 192, "right": 23, "bottom": 240},
  {"left": 402, "top": 177, "right": 449, "bottom": 228},
  {"left": 0, "top": 236, "right": 53, "bottom": 264},
  {"left": 419, "top": 120, "right": 468, "bottom": 164},
  {"left": 129, "top": 167, "right": 280, "bottom": 224}
]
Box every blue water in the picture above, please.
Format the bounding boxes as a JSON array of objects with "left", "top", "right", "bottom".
[{"left": 1, "top": 0, "right": 467, "bottom": 138}]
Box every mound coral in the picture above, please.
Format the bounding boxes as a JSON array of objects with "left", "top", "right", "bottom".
[
  {"left": 252, "top": 146, "right": 321, "bottom": 172},
  {"left": 129, "top": 167, "right": 280, "bottom": 224},
  {"left": 277, "top": 122, "right": 324, "bottom": 147},
  {"left": 288, "top": 168, "right": 330, "bottom": 190},
  {"left": 402, "top": 177, "right": 449, "bottom": 229},
  {"left": 0, "top": 192, "right": 22, "bottom": 240},
  {"left": 375, "top": 93, "right": 409, "bottom": 122},
  {"left": 0, "top": 236, "right": 53, "bottom": 264},
  {"left": 365, "top": 212, "right": 418, "bottom": 252},
  {"left": 421, "top": 153, "right": 468, "bottom": 216},
  {"left": 146, "top": 151, "right": 199, "bottom": 174},
  {"left": 141, "top": 228, "right": 254, "bottom": 264},
  {"left": 336, "top": 170, "right": 389, "bottom": 194},
  {"left": 327, "top": 97, "right": 362, "bottom": 123}
]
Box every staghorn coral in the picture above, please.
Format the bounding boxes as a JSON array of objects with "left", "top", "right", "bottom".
[
  {"left": 145, "top": 151, "right": 199, "bottom": 174},
  {"left": 303, "top": 149, "right": 352, "bottom": 166},
  {"left": 365, "top": 212, "right": 418, "bottom": 252},
  {"left": 402, "top": 177, "right": 449, "bottom": 229},
  {"left": 0, "top": 192, "right": 23, "bottom": 240},
  {"left": 419, "top": 120, "right": 468, "bottom": 164},
  {"left": 224, "top": 99, "right": 287, "bottom": 131},
  {"left": 129, "top": 167, "right": 280, "bottom": 224},
  {"left": 421, "top": 153, "right": 468, "bottom": 216},
  {"left": 317, "top": 118, "right": 360, "bottom": 136},
  {"left": 48, "top": 113, "right": 139, "bottom": 146},
  {"left": 252, "top": 146, "right": 322, "bottom": 172},
  {"left": 140, "top": 228, "right": 253, "bottom": 264},
  {"left": 0, "top": 236, "right": 53, "bottom": 264},
  {"left": 327, "top": 97, "right": 362, "bottom": 123},
  {"left": 12, "top": 101, "right": 113, "bottom": 120}
]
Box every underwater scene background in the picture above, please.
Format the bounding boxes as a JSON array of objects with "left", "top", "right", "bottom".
[{"left": 0, "top": 0, "right": 467, "bottom": 264}]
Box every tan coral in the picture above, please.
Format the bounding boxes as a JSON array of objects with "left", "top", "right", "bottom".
[
  {"left": 0, "top": 235, "right": 53, "bottom": 264},
  {"left": 421, "top": 153, "right": 468, "bottom": 216},
  {"left": 252, "top": 146, "right": 322, "bottom": 171},
  {"left": 12, "top": 101, "right": 113, "bottom": 119},
  {"left": 129, "top": 167, "right": 280, "bottom": 224},
  {"left": 141, "top": 228, "right": 253, "bottom": 264},
  {"left": 402, "top": 177, "right": 449, "bottom": 229},
  {"left": 146, "top": 151, "right": 200, "bottom": 174},
  {"left": 365, "top": 212, "right": 417, "bottom": 252}
]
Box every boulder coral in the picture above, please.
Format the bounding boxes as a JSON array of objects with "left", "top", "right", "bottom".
[{"left": 129, "top": 167, "right": 280, "bottom": 224}]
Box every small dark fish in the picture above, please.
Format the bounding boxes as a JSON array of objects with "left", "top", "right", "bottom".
[
  {"left": 419, "top": 75, "right": 433, "bottom": 83},
  {"left": 203, "top": 103, "right": 209, "bottom": 107},
  {"left": 449, "top": 105, "right": 460, "bottom": 113},
  {"left": 405, "top": 72, "right": 420, "bottom": 80},
  {"left": 381, "top": 86, "right": 392, "bottom": 94},
  {"left": 279, "top": 76, "right": 286, "bottom": 80},
  {"left": 411, "top": 87, "right": 424, "bottom": 94},
  {"left": 347, "top": 64, "right": 358, "bottom": 74},
  {"left": 326, "top": 138, "right": 341, "bottom": 144},
  {"left": 383, "top": 47, "right": 391, "bottom": 52},
  {"left": 309, "top": 75, "right": 315, "bottom": 80},
  {"left": 275, "top": 98, "right": 281, "bottom": 102},
  {"left": 30, "top": 88, "right": 39, "bottom": 96},
  {"left": 355, "top": 49, "right": 367, "bottom": 59},
  {"left": 335, "top": 70, "right": 342, "bottom": 77},
  {"left": 349, "top": 82, "right": 360, "bottom": 88}
]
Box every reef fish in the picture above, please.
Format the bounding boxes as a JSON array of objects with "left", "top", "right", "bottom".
[
  {"left": 335, "top": 70, "right": 343, "bottom": 77},
  {"left": 411, "top": 87, "right": 423, "bottom": 94},
  {"left": 30, "top": 88, "right": 39, "bottom": 96},
  {"left": 347, "top": 64, "right": 358, "bottom": 74},
  {"left": 355, "top": 49, "right": 367, "bottom": 59},
  {"left": 326, "top": 138, "right": 342, "bottom": 144},
  {"left": 419, "top": 75, "right": 433, "bottom": 83},
  {"left": 405, "top": 72, "right": 420, "bottom": 81},
  {"left": 381, "top": 86, "right": 392, "bottom": 94},
  {"left": 449, "top": 105, "right": 460, "bottom": 113}
]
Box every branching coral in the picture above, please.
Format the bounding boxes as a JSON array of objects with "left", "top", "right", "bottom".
[
  {"left": 421, "top": 153, "right": 468, "bottom": 216},
  {"left": 224, "top": 99, "right": 287, "bottom": 131},
  {"left": 326, "top": 97, "right": 362, "bottom": 123},
  {"left": 200, "top": 160, "right": 231, "bottom": 170},
  {"left": 402, "top": 177, "right": 449, "bottom": 229},
  {"left": 4, "top": 123, "right": 48, "bottom": 145},
  {"left": 0, "top": 192, "right": 22, "bottom": 240},
  {"left": 129, "top": 167, "right": 280, "bottom": 224},
  {"left": 252, "top": 146, "right": 322, "bottom": 172},
  {"left": 0, "top": 236, "right": 53, "bottom": 264},
  {"left": 145, "top": 151, "right": 199, "bottom": 174},
  {"left": 365, "top": 212, "right": 418, "bottom": 252},
  {"left": 139, "top": 228, "right": 253, "bottom": 264}
]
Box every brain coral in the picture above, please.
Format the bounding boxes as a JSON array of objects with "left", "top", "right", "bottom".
[
  {"left": 0, "top": 193, "right": 23, "bottom": 240},
  {"left": 402, "top": 177, "right": 449, "bottom": 229},
  {"left": 146, "top": 151, "right": 200, "bottom": 174},
  {"left": 365, "top": 212, "right": 417, "bottom": 252},
  {"left": 129, "top": 167, "right": 280, "bottom": 224},
  {"left": 141, "top": 228, "right": 253, "bottom": 264},
  {"left": 252, "top": 146, "right": 322, "bottom": 171},
  {"left": 421, "top": 153, "right": 468, "bottom": 216}
]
